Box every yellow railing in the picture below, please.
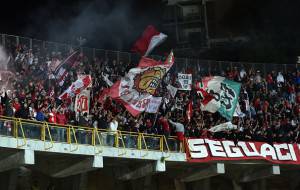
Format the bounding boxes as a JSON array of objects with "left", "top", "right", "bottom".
[{"left": 0, "top": 116, "right": 179, "bottom": 154}]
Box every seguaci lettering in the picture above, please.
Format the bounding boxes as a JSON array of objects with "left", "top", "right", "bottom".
[{"left": 188, "top": 139, "right": 298, "bottom": 162}]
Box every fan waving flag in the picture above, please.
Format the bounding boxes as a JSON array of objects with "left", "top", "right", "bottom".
[
  {"left": 109, "top": 51, "right": 174, "bottom": 116},
  {"left": 131, "top": 25, "right": 167, "bottom": 56},
  {"left": 59, "top": 75, "right": 92, "bottom": 100},
  {"left": 196, "top": 76, "right": 241, "bottom": 121},
  {"left": 54, "top": 51, "right": 80, "bottom": 86},
  {"left": 186, "top": 100, "right": 193, "bottom": 122}
]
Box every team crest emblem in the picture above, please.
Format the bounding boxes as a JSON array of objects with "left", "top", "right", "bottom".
[{"left": 133, "top": 67, "right": 166, "bottom": 95}]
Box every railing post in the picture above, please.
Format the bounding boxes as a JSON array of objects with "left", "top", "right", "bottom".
[
  {"left": 185, "top": 58, "right": 188, "bottom": 72},
  {"left": 41, "top": 123, "right": 45, "bottom": 141},
  {"left": 13, "top": 118, "right": 18, "bottom": 138},
  {"left": 128, "top": 53, "right": 131, "bottom": 64},
  {"left": 105, "top": 50, "right": 108, "bottom": 60},
  {"left": 263, "top": 63, "right": 267, "bottom": 76},
  {"left": 115, "top": 132, "right": 119, "bottom": 148},
  {"left": 92, "top": 128, "right": 95, "bottom": 146},
  {"left": 284, "top": 64, "right": 287, "bottom": 74},
  {"left": 138, "top": 134, "right": 142, "bottom": 150},
  {"left": 67, "top": 126, "right": 71, "bottom": 143},
  {"left": 218, "top": 61, "right": 222, "bottom": 74},
  {"left": 1, "top": 34, "right": 5, "bottom": 46},
  {"left": 93, "top": 48, "right": 96, "bottom": 59},
  {"left": 55, "top": 43, "right": 58, "bottom": 52},
  {"left": 160, "top": 136, "right": 163, "bottom": 151},
  {"left": 29, "top": 38, "right": 32, "bottom": 49},
  {"left": 117, "top": 51, "right": 120, "bottom": 63},
  {"left": 16, "top": 36, "right": 19, "bottom": 46}
]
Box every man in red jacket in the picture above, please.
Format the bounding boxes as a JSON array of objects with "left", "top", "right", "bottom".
[
  {"left": 57, "top": 109, "right": 67, "bottom": 125},
  {"left": 56, "top": 109, "right": 67, "bottom": 142}
]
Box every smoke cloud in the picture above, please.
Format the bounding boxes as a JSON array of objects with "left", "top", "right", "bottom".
[
  {"left": 25, "top": 0, "right": 162, "bottom": 50},
  {"left": 0, "top": 45, "right": 9, "bottom": 70}
]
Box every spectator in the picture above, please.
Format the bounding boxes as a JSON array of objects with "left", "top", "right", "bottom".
[
  {"left": 107, "top": 115, "right": 118, "bottom": 146},
  {"left": 56, "top": 109, "right": 67, "bottom": 141},
  {"left": 36, "top": 107, "right": 45, "bottom": 122},
  {"left": 78, "top": 112, "right": 90, "bottom": 144},
  {"left": 0, "top": 37, "right": 298, "bottom": 151},
  {"left": 168, "top": 118, "right": 185, "bottom": 152}
]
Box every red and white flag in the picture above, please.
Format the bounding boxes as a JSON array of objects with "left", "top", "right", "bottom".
[
  {"left": 54, "top": 51, "right": 80, "bottom": 86},
  {"left": 59, "top": 75, "right": 92, "bottom": 100},
  {"left": 131, "top": 25, "right": 167, "bottom": 56},
  {"left": 195, "top": 82, "right": 214, "bottom": 106},
  {"left": 109, "top": 51, "right": 174, "bottom": 116},
  {"left": 195, "top": 77, "right": 241, "bottom": 121},
  {"left": 75, "top": 90, "right": 90, "bottom": 116},
  {"left": 98, "top": 88, "right": 110, "bottom": 104}
]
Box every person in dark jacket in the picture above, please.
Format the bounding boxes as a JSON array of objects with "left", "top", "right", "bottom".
[
  {"left": 36, "top": 107, "right": 45, "bottom": 122},
  {"left": 78, "top": 112, "right": 90, "bottom": 144},
  {"left": 15, "top": 103, "right": 32, "bottom": 138}
]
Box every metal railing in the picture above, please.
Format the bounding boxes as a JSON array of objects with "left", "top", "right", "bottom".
[
  {"left": 0, "top": 34, "right": 298, "bottom": 76},
  {"left": 0, "top": 116, "right": 178, "bottom": 154}
]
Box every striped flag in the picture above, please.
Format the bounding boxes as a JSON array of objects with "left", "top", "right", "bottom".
[
  {"left": 59, "top": 75, "right": 92, "bottom": 100},
  {"left": 54, "top": 51, "right": 80, "bottom": 86}
]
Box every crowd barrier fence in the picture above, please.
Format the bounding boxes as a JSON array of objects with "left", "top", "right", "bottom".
[
  {"left": 0, "top": 116, "right": 178, "bottom": 155},
  {"left": 1, "top": 34, "right": 298, "bottom": 77}
]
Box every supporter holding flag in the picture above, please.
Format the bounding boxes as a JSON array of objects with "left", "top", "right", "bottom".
[
  {"left": 186, "top": 100, "right": 193, "bottom": 122},
  {"left": 56, "top": 108, "right": 67, "bottom": 141},
  {"left": 107, "top": 115, "right": 118, "bottom": 146},
  {"left": 158, "top": 114, "right": 170, "bottom": 139},
  {"left": 131, "top": 25, "right": 167, "bottom": 56},
  {"left": 168, "top": 117, "right": 185, "bottom": 152}
]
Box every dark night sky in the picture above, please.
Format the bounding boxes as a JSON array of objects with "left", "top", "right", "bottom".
[
  {"left": 1, "top": 0, "right": 300, "bottom": 62},
  {"left": 0, "top": 0, "right": 163, "bottom": 50}
]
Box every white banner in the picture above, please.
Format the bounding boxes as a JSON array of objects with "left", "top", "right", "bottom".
[
  {"left": 75, "top": 90, "right": 90, "bottom": 117},
  {"left": 145, "top": 97, "right": 162, "bottom": 113},
  {"left": 178, "top": 73, "right": 192, "bottom": 90}
]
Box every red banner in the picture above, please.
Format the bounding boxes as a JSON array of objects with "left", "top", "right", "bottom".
[
  {"left": 75, "top": 90, "right": 90, "bottom": 115},
  {"left": 186, "top": 138, "right": 300, "bottom": 165}
]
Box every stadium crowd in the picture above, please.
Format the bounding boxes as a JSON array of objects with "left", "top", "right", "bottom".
[{"left": 0, "top": 39, "right": 299, "bottom": 150}]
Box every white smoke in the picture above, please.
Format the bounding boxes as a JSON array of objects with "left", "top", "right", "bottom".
[
  {"left": 0, "top": 45, "right": 14, "bottom": 92},
  {"left": 0, "top": 45, "right": 9, "bottom": 70}
]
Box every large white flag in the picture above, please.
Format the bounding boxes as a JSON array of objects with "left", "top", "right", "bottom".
[{"left": 109, "top": 52, "right": 174, "bottom": 117}]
